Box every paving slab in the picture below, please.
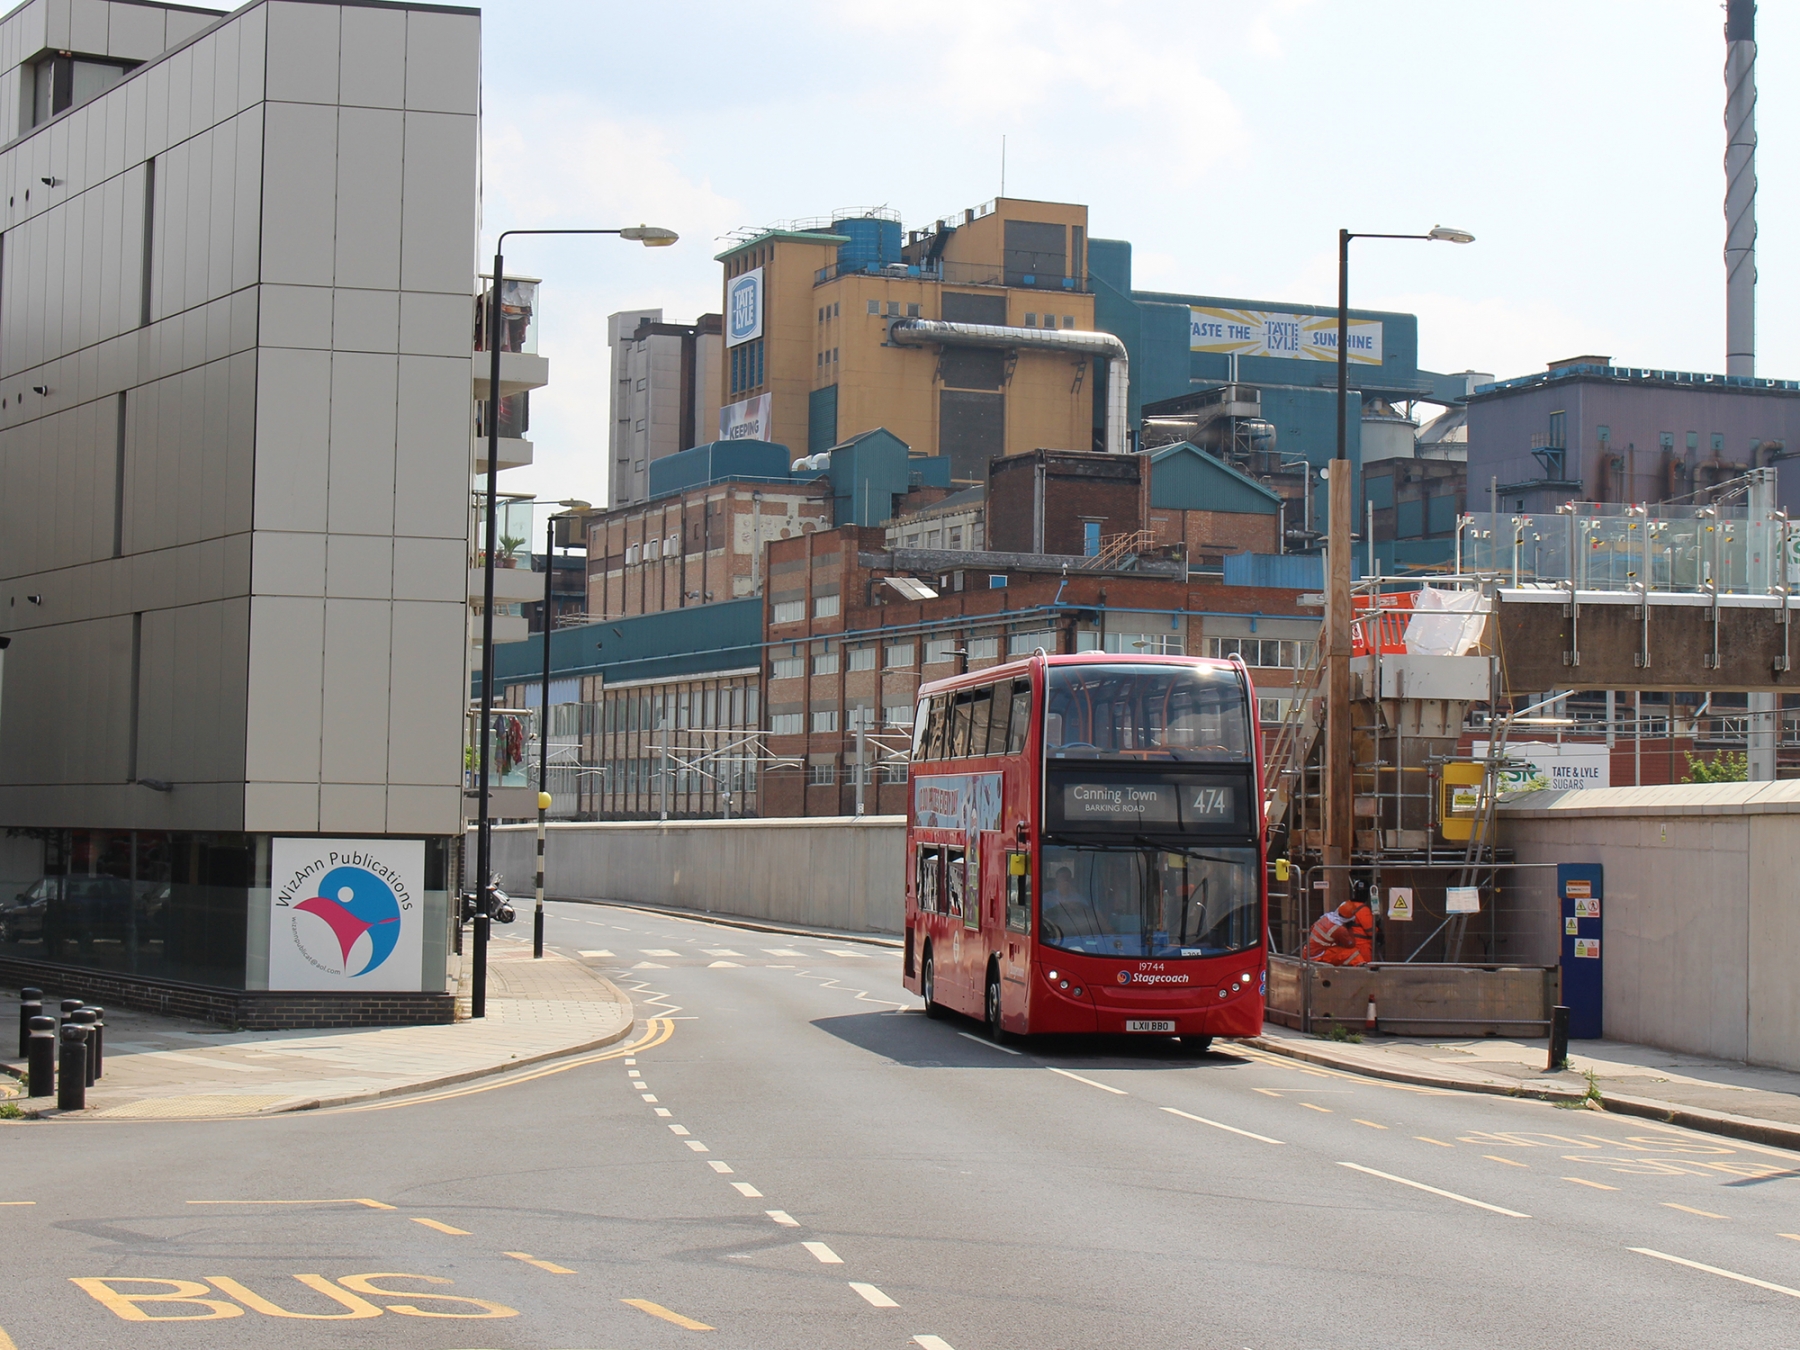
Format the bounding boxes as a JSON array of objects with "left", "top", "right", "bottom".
[{"left": 0, "top": 944, "right": 632, "bottom": 1119}]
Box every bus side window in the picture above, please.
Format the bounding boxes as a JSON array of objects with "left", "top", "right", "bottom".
[
  {"left": 945, "top": 847, "right": 965, "bottom": 917},
  {"left": 950, "top": 692, "right": 974, "bottom": 759},
  {"left": 986, "top": 682, "right": 1012, "bottom": 756},
  {"left": 968, "top": 686, "right": 992, "bottom": 756},
  {"left": 1008, "top": 678, "right": 1033, "bottom": 754},
  {"left": 911, "top": 701, "right": 931, "bottom": 761},
  {"left": 926, "top": 695, "right": 949, "bottom": 760},
  {"left": 917, "top": 845, "right": 940, "bottom": 914}
]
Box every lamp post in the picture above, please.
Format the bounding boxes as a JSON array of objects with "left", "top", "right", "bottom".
[
  {"left": 474, "top": 226, "right": 675, "bottom": 1015},
  {"left": 1325, "top": 225, "right": 1472, "bottom": 912},
  {"left": 533, "top": 499, "right": 591, "bottom": 958}
]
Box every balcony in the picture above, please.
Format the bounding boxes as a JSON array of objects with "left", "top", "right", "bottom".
[
  {"left": 470, "top": 567, "right": 544, "bottom": 604},
  {"left": 472, "top": 350, "right": 550, "bottom": 399},
  {"left": 470, "top": 614, "right": 530, "bottom": 649},
  {"left": 476, "top": 437, "right": 533, "bottom": 474}
]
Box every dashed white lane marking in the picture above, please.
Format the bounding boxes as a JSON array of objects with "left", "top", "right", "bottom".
[
  {"left": 624, "top": 1059, "right": 636, "bottom": 1065},
  {"left": 1336, "top": 1162, "right": 1530, "bottom": 1218},
  {"left": 644, "top": 1096, "right": 659, "bottom": 1104},
  {"left": 766, "top": 1210, "right": 799, "bottom": 1227},
  {"left": 704, "top": 949, "right": 743, "bottom": 956},
  {"left": 1631, "top": 1247, "right": 1800, "bottom": 1299},
  {"left": 913, "top": 1336, "right": 957, "bottom": 1350},
  {"left": 578, "top": 949, "right": 614, "bottom": 957},
  {"left": 684, "top": 1140, "right": 710, "bottom": 1152},
  {"left": 654, "top": 1108, "right": 671, "bottom": 1117},
  {"left": 802, "top": 1241, "right": 844, "bottom": 1264},
  {"left": 642, "top": 949, "right": 679, "bottom": 956},
  {"left": 823, "top": 949, "right": 870, "bottom": 958},
  {"left": 632, "top": 961, "right": 669, "bottom": 969},
  {"left": 1047, "top": 1067, "right": 1127, "bottom": 1095},
  {"left": 669, "top": 1124, "right": 691, "bottom": 1136},
  {"left": 956, "top": 1031, "right": 1022, "bottom": 1056},
  {"left": 763, "top": 948, "right": 805, "bottom": 956},
  {"left": 1162, "top": 1106, "right": 1284, "bottom": 1145},
  {"left": 627, "top": 1070, "right": 641, "bottom": 1078},
  {"left": 731, "top": 1182, "right": 763, "bottom": 1197},
  {"left": 851, "top": 1282, "right": 899, "bottom": 1307},
  {"left": 709, "top": 961, "right": 742, "bottom": 968},
  {"left": 708, "top": 1161, "right": 734, "bottom": 1173}
]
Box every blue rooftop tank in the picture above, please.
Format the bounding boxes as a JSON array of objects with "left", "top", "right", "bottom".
[{"left": 834, "top": 214, "right": 902, "bottom": 272}]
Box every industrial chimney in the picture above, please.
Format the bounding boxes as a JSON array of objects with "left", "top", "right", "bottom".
[{"left": 1725, "top": 0, "right": 1756, "bottom": 376}]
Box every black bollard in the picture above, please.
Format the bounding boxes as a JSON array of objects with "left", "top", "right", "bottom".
[
  {"left": 58, "top": 998, "right": 81, "bottom": 1032},
  {"left": 56, "top": 1023, "right": 87, "bottom": 1111},
  {"left": 1547, "top": 1004, "right": 1571, "bottom": 1073},
  {"left": 25, "top": 1016, "right": 54, "bottom": 1097},
  {"left": 86, "top": 1007, "right": 104, "bottom": 1079},
  {"left": 72, "top": 1010, "right": 98, "bottom": 1087},
  {"left": 18, "top": 987, "right": 42, "bottom": 1058}
]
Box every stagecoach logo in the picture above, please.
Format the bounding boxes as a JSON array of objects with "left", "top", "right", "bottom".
[
  {"left": 269, "top": 839, "right": 425, "bottom": 992},
  {"left": 1116, "top": 970, "right": 1132, "bottom": 985},
  {"left": 1117, "top": 969, "right": 1192, "bottom": 986}
]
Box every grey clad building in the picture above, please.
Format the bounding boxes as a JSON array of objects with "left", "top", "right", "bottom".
[{"left": 0, "top": 0, "right": 481, "bottom": 1023}]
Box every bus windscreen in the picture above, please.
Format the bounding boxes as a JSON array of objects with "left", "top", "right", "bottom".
[
  {"left": 1044, "top": 664, "right": 1250, "bottom": 761},
  {"left": 1038, "top": 843, "right": 1260, "bottom": 959}
]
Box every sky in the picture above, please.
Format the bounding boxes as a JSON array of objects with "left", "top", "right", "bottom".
[{"left": 475, "top": 0, "right": 1800, "bottom": 516}]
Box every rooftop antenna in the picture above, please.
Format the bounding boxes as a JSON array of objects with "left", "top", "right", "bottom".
[
  {"left": 1001, "top": 135, "right": 1006, "bottom": 198},
  {"left": 1725, "top": 0, "right": 1757, "bottom": 376}
]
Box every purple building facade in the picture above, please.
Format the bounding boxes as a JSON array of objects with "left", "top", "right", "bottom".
[{"left": 1467, "top": 358, "right": 1800, "bottom": 515}]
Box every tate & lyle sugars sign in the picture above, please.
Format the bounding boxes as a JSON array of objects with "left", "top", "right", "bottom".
[{"left": 1189, "top": 306, "right": 1383, "bottom": 365}]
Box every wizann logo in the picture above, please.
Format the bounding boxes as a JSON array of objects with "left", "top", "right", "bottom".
[{"left": 291, "top": 866, "right": 403, "bottom": 978}]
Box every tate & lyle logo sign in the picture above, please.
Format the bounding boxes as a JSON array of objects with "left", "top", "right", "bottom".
[
  {"left": 1189, "top": 305, "right": 1383, "bottom": 365},
  {"left": 269, "top": 839, "right": 425, "bottom": 991},
  {"left": 727, "top": 266, "right": 764, "bottom": 347}
]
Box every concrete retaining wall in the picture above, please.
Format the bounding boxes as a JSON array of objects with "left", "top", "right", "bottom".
[
  {"left": 1500, "top": 781, "right": 1800, "bottom": 1071},
  {"left": 485, "top": 817, "right": 908, "bottom": 934}
]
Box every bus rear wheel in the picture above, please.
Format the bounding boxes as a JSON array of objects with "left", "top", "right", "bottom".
[{"left": 921, "top": 950, "right": 942, "bottom": 1019}]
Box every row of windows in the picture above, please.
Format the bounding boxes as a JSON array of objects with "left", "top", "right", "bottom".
[
  {"left": 867, "top": 300, "right": 924, "bottom": 317},
  {"left": 623, "top": 534, "right": 682, "bottom": 564},
  {"left": 1205, "top": 637, "right": 1314, "bottom": 669},
  {"left": 915, "top": 678, "right": 1034, "bottom": 762},
  {"left": 1023, "top": 313, "right": 1076, "bottom": 329},
  {"left": 817, "top": 302, "right": 841, "bottom": 322},
  {"left": 729, "top": 339, "right": 765, "bottom": 394},
  {"left": 771, "top": 594, "right": 840, "bottom": 624},
  {"left": 772, "top": 708, "right": 914, "bottom": 737},
  {"left": 598, "top": 685, "right": 759, "bottom": 734},
  {"left": 771, "top": 641, "right": 918, "bottom": 676},
  {"left": 809, "top": 762, "right": 910, "bottom": 786},
  {"left": 592, "top": 758, "right": 759, "bottom": 795},
  {"left": 817, "top": 348, "right": 839, "bottom": 367}
]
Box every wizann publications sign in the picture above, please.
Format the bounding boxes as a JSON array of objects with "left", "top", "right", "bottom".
[{"left": 268, "top": 839, "right": 425, "bottom": 992}]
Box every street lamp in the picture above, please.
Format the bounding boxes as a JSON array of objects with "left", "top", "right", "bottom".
[
  {"left": 473, "top": 228, "right": 676, "bottom": 1016},
  {"left": 1324, "top": 224, "right": 1473, "bottom": 913},
  {"left": 533, "top": 498, "right": 591, "bottom": 959}
]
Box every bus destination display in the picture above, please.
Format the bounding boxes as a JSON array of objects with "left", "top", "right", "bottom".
[{"left": 1050, "top": 774, "right": 1242, "bottom": 832}]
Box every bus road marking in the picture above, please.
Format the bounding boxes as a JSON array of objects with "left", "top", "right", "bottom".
[
  {"left": 802, "top": 1242, "right": 844, "bottom": 1264},
  {"left": 1485, "top": 1155, "right": 1529, "bottom": 1168},
  {"left": 1162, "top": 1107, "right": 1283, "bottom": 1145},
  {"left": 1630, "top": 1248, "right": 1800, "bottom": 1299},
  {"left": 505, "top": 1252, "right": 574, "bottom": 1274},
  {"left": 623, "top": 1298, "right": 715, "bottom": 1330},
  {"left": 1565, "top": 1177, "right": 1618, "bottom": 1190},
  {"left": 1047, "top": 1067, "right": 1127, "bottom": 1095},
  {"left": 1301, "top": 1103, "right": 1333, "bottom": 1113},
  {"left": 851, "top": 1281, "right": 899, "bottom": 1306},
  {"left": 409, "top": 1218, "right": 470, "bottom": 1235},
  {"left": 957, "top": 1031, "right": 1022, "bottom": 1055},
  {"left": 1337, "top": 1162, "right": 1531, "bottom": 1217}
]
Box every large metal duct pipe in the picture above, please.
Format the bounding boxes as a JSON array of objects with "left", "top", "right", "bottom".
[
  {"left": 886, "top": 318, "right": 1130, "bottom": 455},
  {"left": 1725, "top": 0, "right": 1757, "bottom": 377}
]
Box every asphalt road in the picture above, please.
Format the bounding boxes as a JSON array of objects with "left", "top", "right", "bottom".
[{"left": 5, "top": 899, "right": 1800, "bottom": 1349}]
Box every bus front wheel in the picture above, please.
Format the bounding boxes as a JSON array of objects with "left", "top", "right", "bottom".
[
  {"left": 985, "top": 966, "right": 1009, "bottom": 1043},
  {"left": 921, "top": 950, "right": 942, "bottom": 1019}
]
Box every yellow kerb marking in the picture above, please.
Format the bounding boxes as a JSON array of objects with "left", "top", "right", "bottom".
[
  {"left": 1564, "top": 1176, "right": 1617, "bottom": 1190},
  {"left": 505, "top": 1251, "right": 575, "bottom": 1274},
  {"left": 623, "top": 1298, "right": 714, "bottom": 1330},
  {"left": 410, "top": 1218, "right": 471, "bottom": 1235},
  {"left": 1663, "top": 1203, "right": 1728, "bottom": 1219}
]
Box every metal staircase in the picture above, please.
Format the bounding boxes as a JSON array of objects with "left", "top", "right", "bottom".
[{"left": 1260, "top": 638, "right": 1327, "bottom": 838}]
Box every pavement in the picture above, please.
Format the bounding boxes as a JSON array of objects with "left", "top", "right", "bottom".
[
  {"left": 5, "top": 898, "right": 1800, "bottom": 1349},
  {"left": 1249, "top": 1022, "right": 1800, "bottom": 1152},
  {"left": 0, "top": 931, "right": 633, "bottom": 1118}
]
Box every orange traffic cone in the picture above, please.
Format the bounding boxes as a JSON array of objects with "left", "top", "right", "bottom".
[{"left": 1365, "top": 993, "right": 1378, "bottom": 1034}]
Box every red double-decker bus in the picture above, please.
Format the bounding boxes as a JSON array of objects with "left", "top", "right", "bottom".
[{"left": 901, "top": 653, "right": 1265, "bottom": 1046}]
